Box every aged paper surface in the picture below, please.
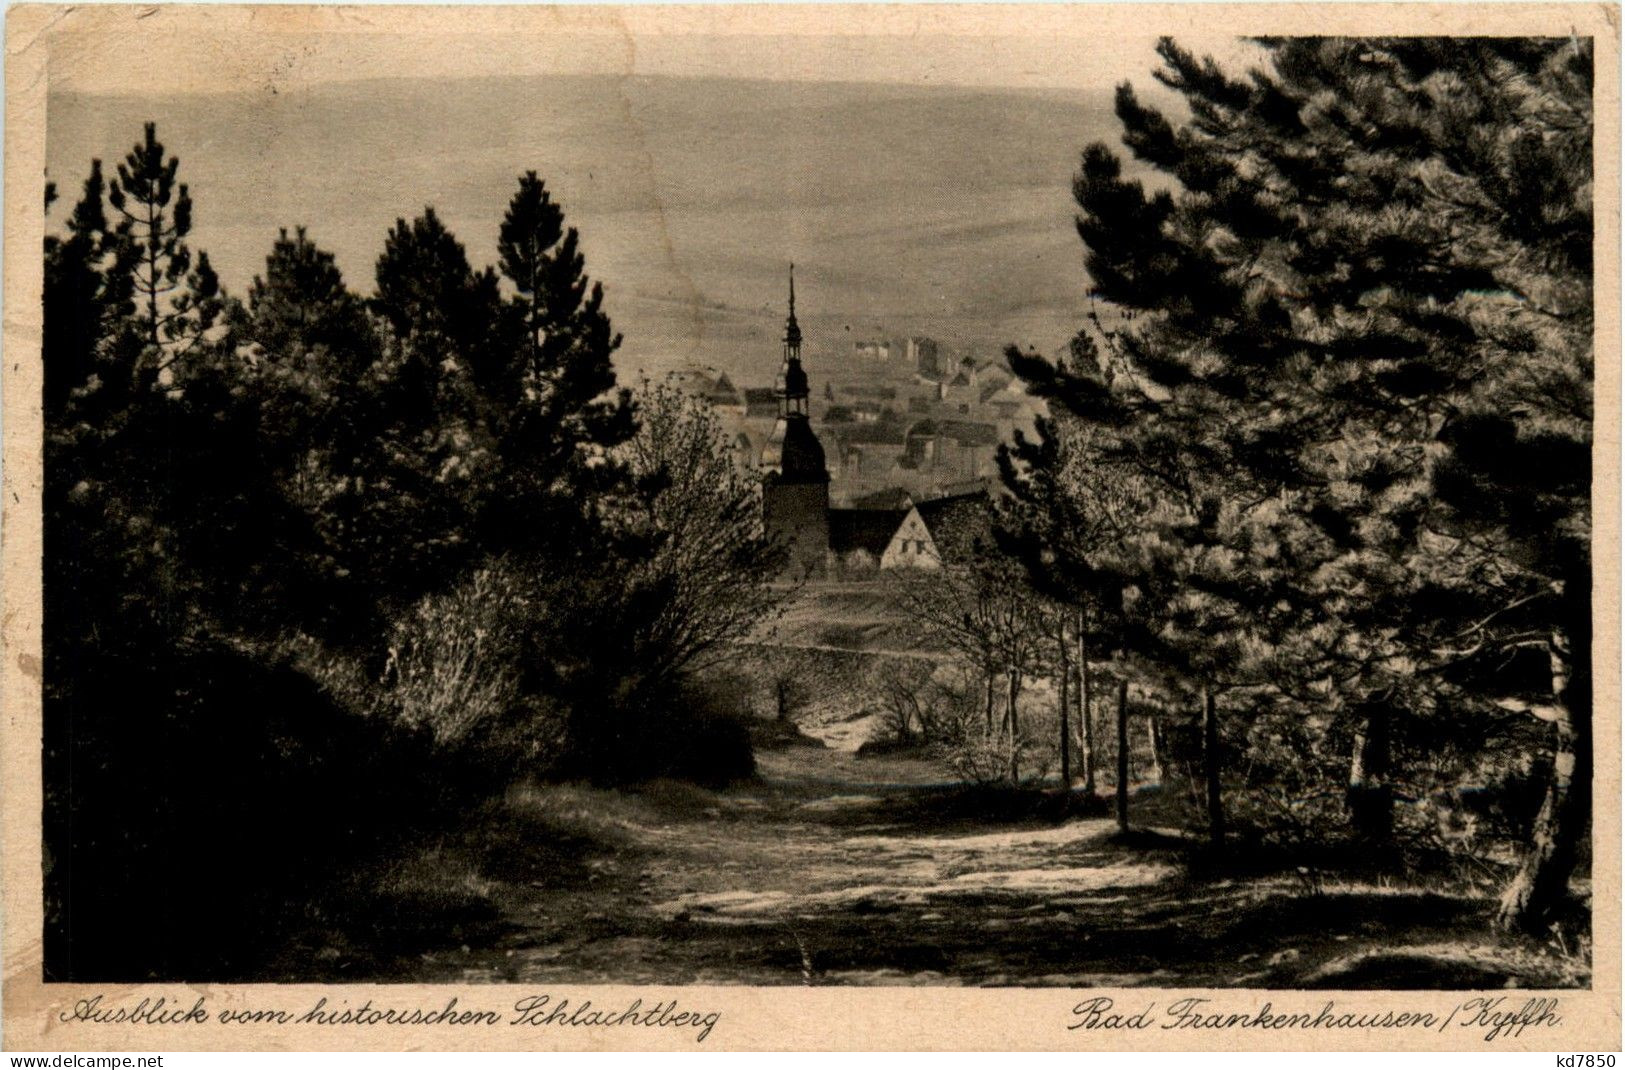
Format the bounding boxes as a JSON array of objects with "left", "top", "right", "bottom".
[{"left": 4, "top": 3, "right": 1620, "bottom": 1052}]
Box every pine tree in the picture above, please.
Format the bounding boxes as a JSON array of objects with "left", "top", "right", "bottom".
[
  {"left": 224, "top": 226, "right": 389, "bottom": 637},
  {"left": 106, "top": 123, "right": 222, "bottom": 374},
  {"left": 997, "top": 344, "right": 1149, "bottom": 796},
  {"left": 1005, "top": 326, "right": 1298, "bottom": 840},
  {"left": 362, "top": 189, "right": 633, "bottom": 620},
  {"left": 375, "top": 207, "right": 497, "bottom": 349},
  {"left": 244, "top": 226, "right": 374, "bottom": 374},
  {"left": 498, "top": 171, "right": 565, "bottom": 373},
  {"left": 1016, "top": 37, "right": 1593, "bottom": 929},
  {"left": 488, "top": 172, "right": 635, "bottom": 550},
  {"left": 353, "top": 208, "right": 501, "bottom": 608},
  {"left": 45, "top": 163, "right": 117, "bottom": 416}
]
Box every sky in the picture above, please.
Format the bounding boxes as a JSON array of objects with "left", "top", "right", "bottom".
[{"left": 43, "top": 8, "right": 1265, "bottom": 97}]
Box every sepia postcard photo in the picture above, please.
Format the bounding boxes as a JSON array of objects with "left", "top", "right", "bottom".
[{"left": 1, "top": 2, "right": 1619, "bottom": 1052}]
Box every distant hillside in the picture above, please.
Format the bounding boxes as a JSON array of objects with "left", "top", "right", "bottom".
[{"left": 47, "top": 74, "right": 1122, "bottom": 384}]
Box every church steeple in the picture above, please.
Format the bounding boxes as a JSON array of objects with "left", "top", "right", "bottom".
[
  {"left": 761, "top": 264, "right": 825, "bottom": 479},
  {"left": 759, "top": 263, "right": 830, "bottom": 578},
  {"left": 775, "top": 264, "right": 810, "bottom": 420}
]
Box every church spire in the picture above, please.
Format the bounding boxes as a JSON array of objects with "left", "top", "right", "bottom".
[
  {"left": 761, "top": 262, "right": 825, "bottom": 484},
  {"left": 772, "top": 262, "right": 812, "bottom": 423},
  {"left": 784, "top": 263, "right": 802, "bottom": 348}
]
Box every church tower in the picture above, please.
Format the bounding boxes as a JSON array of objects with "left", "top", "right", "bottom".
[{"left": 760, "top": 266, "right": 830, "bottom": 577}]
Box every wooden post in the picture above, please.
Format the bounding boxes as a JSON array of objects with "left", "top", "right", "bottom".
[
  {"left": 1203, "top": 682, "right": 1224, "bottom": 847},
  {"left": 1080, "top": 631, "right": 1095, "bottom": 794},
  {"left": 1008, "top": 669, "right": 1021, "bottom": 783},
  {"left": 1058, "top": 619, "right": 1071, "bottom": 788},
  {"left": 1146, "top": 715, "right": 1164, "bottom": 783},
  {"left": 1115, "top": 677, "right": 1129, "bottom": 832},
  {"left": 984, "top": 671, "right": 995, "bottom": 734}
]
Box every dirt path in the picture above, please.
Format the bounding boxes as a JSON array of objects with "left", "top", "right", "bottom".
[{"left": 384, "top": 744, "right": 1578, "bottom": 989}]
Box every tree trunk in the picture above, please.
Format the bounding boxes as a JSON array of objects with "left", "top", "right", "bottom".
[
  {"left": 1202, "top": 683, "right": 1224, "bottom": 848},
  {"left": 984, "top": 671, "right": 996, "bottom": 735},
  {"left": 145, "top": 203, "right": 162, "bottom": 352},
  {"left": 1498, "top": 628, "right": 1591, "bottom": 933},
  {"left": 1080, "top": 641, "right": 1096, "bottom": 794},
  {"left": 1146, "top": 714, "right": 1164, "bottom": 783},
  {"left": 1008, "top": 669, "right": 1022, "bottom": 783},
  {"left": 1058, "top": 624, "right": 1071, "bottom": 788},
  {"left": 1115, "top": 677, "right": 1129, "bottom": 833},
  {"left": 1346, "top": 700, "right": 1393, "bottom": 842}
]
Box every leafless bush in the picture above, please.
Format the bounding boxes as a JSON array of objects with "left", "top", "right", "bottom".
[
  {"left": 924, "top": 684, "right": 1055, "bottom": 786},
  {"left": 940, "top": 723, "right": 1013, "bottom": 785},
  {"left": 875, "top": 661, "right": 937, "bottom": 743},
  {"left": 382, "top": 565, "right": 533, "bottom": 748}
]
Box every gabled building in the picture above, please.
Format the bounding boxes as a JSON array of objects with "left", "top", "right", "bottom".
[
  {"left": 879, "top": 490, "right": 995, "bottom": 570},
  {"left": 705, "top": 371, "right": 745, "bottom": 415},
  {"left": 900, "top": 418, "right": 999, "bottom": 480},
  {"left": 828, "top": 506, "right": 909, "bottom": 570}
]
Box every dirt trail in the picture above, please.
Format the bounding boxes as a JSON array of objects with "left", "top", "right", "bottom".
[{"left": 389, "top": 744, "right": 1577, "bottom": 989}]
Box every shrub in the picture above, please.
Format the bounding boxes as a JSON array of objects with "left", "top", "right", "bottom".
[
  {"left": 924, "top": 691, "right": 1054, "bottom": 787},
  {"left": 560, "top": 671, "right": 758, "bottom": 787},
  {"left": 383, "top": 566, "right": 527, "bottom": 744},
  {"left": 374, "top": 563, "right": 572, "bottom": 777},
  {"left": 43, "top": 641, "right": 479, "bottom": 981}
]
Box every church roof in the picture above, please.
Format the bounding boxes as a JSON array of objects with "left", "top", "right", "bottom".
[
  {"left": 829, "top": 508, "right": 908, "bottom": 558},
  {"left": 761, "top": 416, "right": 827, "bottom": 480}
]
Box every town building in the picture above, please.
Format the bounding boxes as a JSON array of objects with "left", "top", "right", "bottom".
[
  {"left": 906, "top": 336, "right": 941, "bottom": 379},
  {"left": 756, "top": 273, "right": 996, "bottom": 578}
]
